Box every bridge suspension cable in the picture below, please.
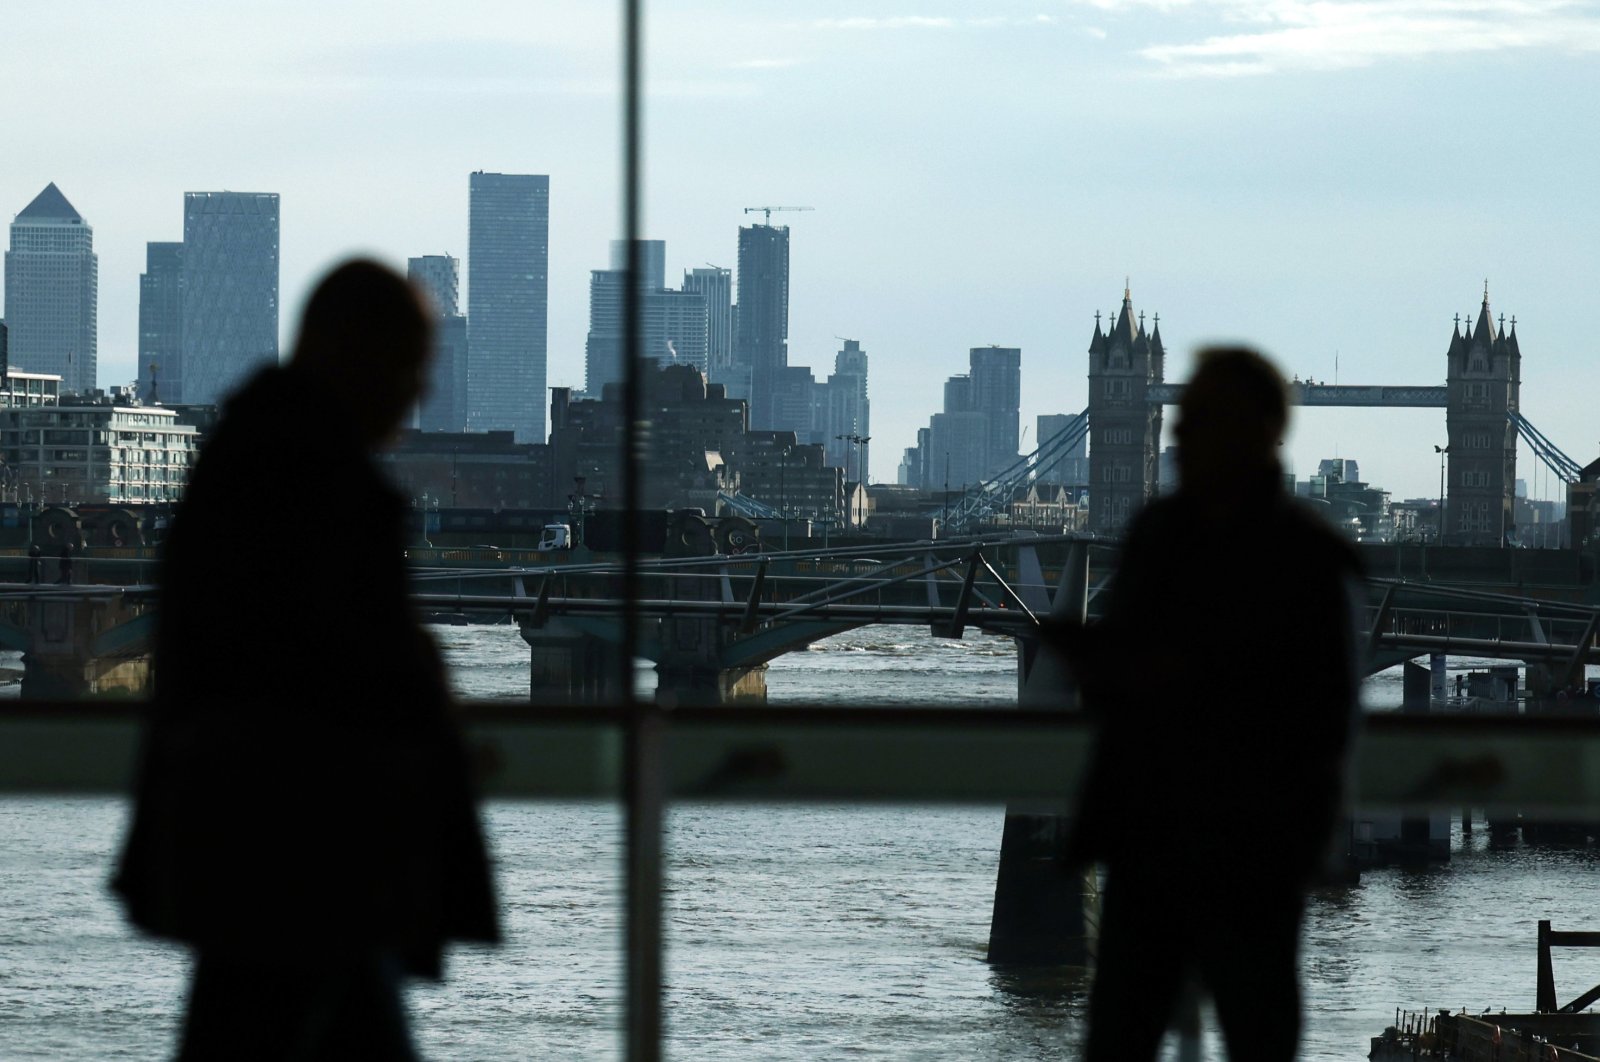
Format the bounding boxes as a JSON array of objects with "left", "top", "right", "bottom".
[
  {"left": 715, "top": 491, "right": 783, "bottom": 520},
  {"left": 1509, "top": 411, "right": 1583, "bottom": 484},
  {"left": 935, "top": 409, "right": 1090, "bottom": 535}
]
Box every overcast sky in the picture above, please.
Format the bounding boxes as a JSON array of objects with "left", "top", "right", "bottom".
[{"left": 5, "top": 0, "right": 1598, "bottom": 499}]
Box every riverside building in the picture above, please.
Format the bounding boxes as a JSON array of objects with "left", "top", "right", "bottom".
[{"left": 0, "top": 392, "right": 198, "bottom": 505}]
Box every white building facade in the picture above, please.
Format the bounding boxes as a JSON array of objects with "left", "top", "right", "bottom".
[{"left": 0, "top": 400, "right": 198, "bottom": 505}]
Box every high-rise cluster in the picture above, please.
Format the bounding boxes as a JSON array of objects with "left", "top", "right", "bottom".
[
  {"left": 899, "top": 346, "right": 1021, "bottom": 494},
  {"left": 577, "top": 221, "right": 869, "bottom": 483}
]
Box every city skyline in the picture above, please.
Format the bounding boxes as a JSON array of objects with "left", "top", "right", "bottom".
[{"left": 5, "top": 1, "right": 1598, "bottom": 499}]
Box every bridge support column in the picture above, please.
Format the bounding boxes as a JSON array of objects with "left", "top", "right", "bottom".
[
  {"left": 656, "top": 615, "right": 766, "bottom": 706},
  {"left": 988, "top": 541, "right": 1095, "bottom": 967},
  {"left": 19, "top": 596, "right": 151, "bottom": 699},
  {"left": 523, "top": 619, "right": 625, "bottom": 704}
]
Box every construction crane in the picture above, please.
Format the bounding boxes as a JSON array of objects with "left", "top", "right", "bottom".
[{"left": 743, "top": 206, "right": 813, "bottom": 225}]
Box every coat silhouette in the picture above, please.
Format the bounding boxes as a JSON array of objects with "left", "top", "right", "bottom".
[
  {"left": 113, "top": 261, "right": 497, "bottom": 1057},
  {"left": 1053, "top": 347, "right": 1361, "bottom": 1062}
]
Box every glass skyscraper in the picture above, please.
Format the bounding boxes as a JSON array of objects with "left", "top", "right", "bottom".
[
  {"left": 408, "top": 254, "right": 468, "bottom": 433},
  {"left": 684, "top": 265, "right": 733, "bottom": 379},
  {"left": 734, "top": 223, "right": 789, "bottom": 429},
  {"left": 138, "top": 242, "right": 184, "bottom": 404},
  {"left": 180, "top": 192, "right": 279, "bottom": 406},
  {"left": 467, "top": 172, "right": 549, "bottom": 443},
  {"left": 4, "top": 183, "right": 97, "bottom": 394},
  {"left": 584, "top": 241, "right": 708, "bottom": 395}
]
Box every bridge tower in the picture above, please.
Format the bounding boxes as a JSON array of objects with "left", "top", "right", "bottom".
[
  {"left": 1444, "top": 287, "right": 1520, "bottom": 546},
  {"left": 1087, "top": 284, "right": 1164, "bottom": 535}
]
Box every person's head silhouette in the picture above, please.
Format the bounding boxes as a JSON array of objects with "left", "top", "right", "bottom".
[
  {"left": 1174, "top": 345, "right": 1289, "bottom": 501},
  {"left": 289, "top": 259, "right": 432, "bottom": 445}
]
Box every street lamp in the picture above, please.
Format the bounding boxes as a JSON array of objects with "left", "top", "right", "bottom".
[
  {"left": 779, "top": 445, "right": 791, "bottom": 551},
  {"left": 1433, "top": 444, "right": 1449, "bottom": 544},
  {"left": 567, "top": 474, "right": 592, "bottom": 547}
]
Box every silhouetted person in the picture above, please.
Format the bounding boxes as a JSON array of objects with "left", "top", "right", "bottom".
[
  {"left": 27, "top": 543, "right": 41, "bottom": 584},
  {"left": 1051, "top": 347, "right": 1361, "bottom": 1062},
  {"left": 114, "top": 260, "right": 498, "bottom": 1060},
  {"left": 56, "top": 543, "right": 73, "bottom": 585}
]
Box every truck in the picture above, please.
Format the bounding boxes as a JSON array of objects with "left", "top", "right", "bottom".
[{"left": 536, "top": 524, "right": 573, "bottom": 551}]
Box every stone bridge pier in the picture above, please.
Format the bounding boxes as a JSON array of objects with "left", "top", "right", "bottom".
[
  {"left": 4, "top": 593, "right": 154, "bottom": 699},
  {"left": 987, "top": 541, "right": 1097, "bottom": 967},
  {"left": 656, "top": 614, "right": 768, "bottom": 706}
]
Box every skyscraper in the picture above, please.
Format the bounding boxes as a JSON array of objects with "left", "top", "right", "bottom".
[
  {"left": 1036, "top": 413, "right": 1088, "bottom": 490},
  {"left": 820, "top": 339, "right": 870, "bottom": 475},
  {"left": 408, "top": 255, "right": 468, "bottom": 432},
  {"left": 467, "top": 172, "right": 549, "bottom": 443},
  {"left": 4, "top": 183, "right": 97, "bottom": 393},
  {"left": 969, "top": 345, "right": 1021, "bottom": 477},
  {"left": 584, "top": 241, "right": 707, "bottom": 394},
  {"left": 138, "top": 243, "right": 184, "bottom": 403},
  {"left": 180, "top": 191, "right": 279, "bottom": 405},
  {"left": 684, "top": 266, "right": 733, "bottom": 378},
  {"left": 734, "top": 223, "right": 789, "bottom": 427}
]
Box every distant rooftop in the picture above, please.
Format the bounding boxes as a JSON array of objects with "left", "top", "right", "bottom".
[{"left": 15, "top": 183, "right": 84, "bottom": 224}]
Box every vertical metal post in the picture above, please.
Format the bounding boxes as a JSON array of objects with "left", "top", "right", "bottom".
[{"left": 620, "top": 2, "right": 663, "bottom": 1060}]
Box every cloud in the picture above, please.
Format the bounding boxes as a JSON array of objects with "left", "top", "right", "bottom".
[
  {"left": 728, "top": 57, "right": 803, "bottom": 69},
  {"left": 1070, "top": 0, "right": 1600, "bottom": 75},
  {"left": 812, "top": 14, "right": 1057, "bottom": 30}
]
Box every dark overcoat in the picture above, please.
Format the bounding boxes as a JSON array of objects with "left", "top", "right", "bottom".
[
  {"left": 1066, "top": 486, "right": 1363, "bottom": 886},
  {"left": 114, "top": 366, "right": 498, "bottom": 977}
]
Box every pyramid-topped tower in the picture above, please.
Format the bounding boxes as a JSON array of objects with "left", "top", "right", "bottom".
[
  {"left": 1087, "top": 283, "right": 1164, "bottom": 534},
  {"left": 4, "top": 183, "right": 96, "bottom": 394}
]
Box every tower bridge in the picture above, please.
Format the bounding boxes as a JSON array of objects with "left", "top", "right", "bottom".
[{"left": 947, "top": 282, "right": 1572, "bottom": 544}]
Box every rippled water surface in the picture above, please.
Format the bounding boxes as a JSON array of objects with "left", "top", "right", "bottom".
[{"left": 3, "top": 625, "right": 1594, "bottom": 1059}]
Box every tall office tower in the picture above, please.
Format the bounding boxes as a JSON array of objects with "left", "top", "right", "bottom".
[
  {"left": 138, "top": 243, "right": 184, "bottom": 403},
  {"left": 4, "top": 183, "right": 97, "bottom": 393},
  {"left": 1444, "top": 289, "right": 1520, "bottom": 546},
  {"left": 180, "top": 191, "right": 279, "bottom": 405},
  {"left": 1036, "top": 413, "right": 1088, "bottom": 490},
  {"left": 409, "top": 254, "right": 458, "bottom": 317},
  {"left": 1086, "top": 285, "right": 1164, "bottom": 535},
  {"left": 0, "top": 320, "right": 7, "bottom": 377},
  {"left": 820, "top": 339, "right": 870, "bottom": 476},
  {"left": 969, "top": 345, "right": 1021, "bottom": 477},
  {"left": 408, "top": 255, "right": 468, "bottom": 432},
  {"left": 734, "top": 223, "right": 789, "bottom": 427},
  {"left": 583, "top": 241, "right": 707, "bottom": 394},
  {"left": 467, "top": 171, "right": 549, "bottom": 442},
  {"left": 684, "top": 266, "right": 733, "bottom": 378}
]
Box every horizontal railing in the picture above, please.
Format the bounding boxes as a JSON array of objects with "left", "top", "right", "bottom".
[{"left": 8, "top": 703, "right": 1600, "bottom": 815}]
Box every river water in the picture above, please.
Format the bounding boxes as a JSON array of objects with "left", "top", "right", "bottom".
[{"left": 4, "top": 626, "right": 1598, "bottom": 1060}]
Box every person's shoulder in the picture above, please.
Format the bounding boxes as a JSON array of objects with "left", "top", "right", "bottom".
[
  {"left": 1122, "top": 493, "right": 1189, "bottom": 542},
  {"left": 1277, "top": 498, "right": 1363, "bottom": 574}
]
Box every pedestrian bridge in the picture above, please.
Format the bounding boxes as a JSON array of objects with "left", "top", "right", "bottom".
[{"left": 0, "top": 534, "right": 1599, "bottom": 702}]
